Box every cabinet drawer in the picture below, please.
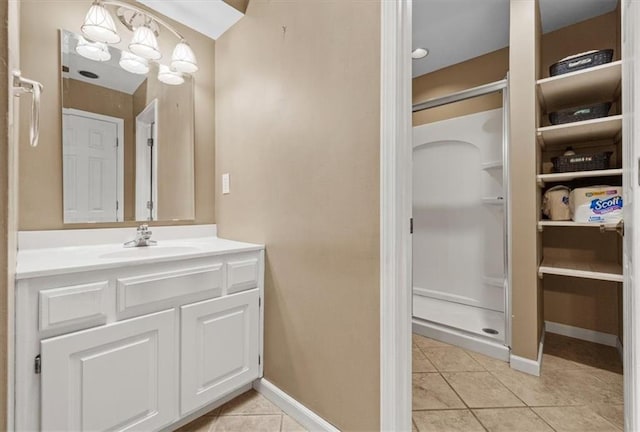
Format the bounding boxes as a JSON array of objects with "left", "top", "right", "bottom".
[
  {"left": 39, "top": 281, "right": 108, "bottom": 332},
  {"left": 117, "top": 264, "right": 223, "bottom": 318},
  {"left": 227, "top": 258, "right": 259, "bottom": 294}
]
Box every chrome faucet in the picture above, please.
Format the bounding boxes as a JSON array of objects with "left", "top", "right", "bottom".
[{"left": 124, "top": 224, "right": 157, "bottom": 248}]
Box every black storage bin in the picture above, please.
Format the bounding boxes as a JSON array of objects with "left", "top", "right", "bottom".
[
  {"left": 549, "top": 102, "right": 611, "bottom": 125},
  {"left": 549, "top": 49, "right": 614, "bottom": 76},
  {"left": 552, "top": 151, "right": 613, "bottom": 173}
]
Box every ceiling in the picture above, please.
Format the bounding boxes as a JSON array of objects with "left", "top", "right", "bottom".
[
  {"left": 137, "top": 0, "right": 243, "bottom": 40},
  {"left": 412, "top": 0, "right": 618, "bottom": 78},
  {"left": 62, "top": 30, "right": 147, "bottom": 95}
]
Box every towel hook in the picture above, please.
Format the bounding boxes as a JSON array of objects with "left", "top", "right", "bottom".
[{"left": 13, "top": 70, "right": 43, "bottom": 147}]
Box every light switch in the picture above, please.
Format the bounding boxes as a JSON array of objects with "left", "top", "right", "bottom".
[{"left": 222, "top": 173, "right": 230, "bottom": 194}]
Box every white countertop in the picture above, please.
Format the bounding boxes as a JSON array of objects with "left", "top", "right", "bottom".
[{"left": 16, "top": 226, "right": 264, "bottom": 279}]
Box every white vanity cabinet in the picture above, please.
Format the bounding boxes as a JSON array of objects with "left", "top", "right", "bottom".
[{"left": 15, "top": 247, "right": 264, "bottom": 432}]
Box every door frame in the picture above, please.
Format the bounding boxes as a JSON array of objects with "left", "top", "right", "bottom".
[
  {"left": 135, "top": 99, "right": 158, "bottom": 221},
  {"left": 380, "top": 1, "right": 640, "bottom": 431},
  {"left": 622, "top": 1, "right": 639, "bottom": 430},
  {"left": 62, "top": 108, "right": 125, "bottom": 222},
  {"left": 379, "top": 1, "right": 412, "bottom": 430}
]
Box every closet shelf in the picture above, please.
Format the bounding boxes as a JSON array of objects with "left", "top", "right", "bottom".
[
  {"left": 536, "top": 115, "right": 622, "bottom": 148},
  {"left": 538, "top": 257, "right": 623, "bottom": 283},
  {"left": 537, "top": 220, "right": 618, "bottom": 231},
  {"left": 537, "top": 61, "right": 622, "bottom": 112},
  {"left": 481, "top": 161, "right": 503, "bottom": 170},
  {"left": 536, "top": 168, "right": 622, "bottom": 186}
]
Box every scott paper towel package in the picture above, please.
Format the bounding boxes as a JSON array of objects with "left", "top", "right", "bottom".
[{"left": 569, "top": 186, "right": 623, "bottom": 223}]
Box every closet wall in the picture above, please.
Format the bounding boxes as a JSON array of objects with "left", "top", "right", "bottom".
[{"left": 412, "top": 47, "right": 508, "bottom": 126}]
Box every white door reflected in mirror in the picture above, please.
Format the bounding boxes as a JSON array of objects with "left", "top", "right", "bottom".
[{"left": 63, "top": 109, "right": 123, "bottom": 223}]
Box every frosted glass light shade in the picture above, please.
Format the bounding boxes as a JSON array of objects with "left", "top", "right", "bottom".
[
  {"left": 171, "top": 41, "right": 198, "bottom": 73},
  {"left": 158, "top": 64, "right": 184, "bottom": 85},
  {"left": 119, "top": 51, "right": 149, "bottom": 74},
  {"left": 76, "top": 36, "right": 111, "bottom": 62},
  {"left": 81, "top": 3, "right": 120, "bottom": 44},
  {"left": 129, "top": 25, "right": 161, "bottom": 60}
]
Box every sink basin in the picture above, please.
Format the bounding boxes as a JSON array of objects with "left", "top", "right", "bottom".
[{"left": 100, "top": 246, "right": 201, "bottom": 259}]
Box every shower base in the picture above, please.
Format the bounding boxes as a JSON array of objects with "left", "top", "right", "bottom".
[{"left": 413, "top": 294, "right": 510, "bottom": 361}]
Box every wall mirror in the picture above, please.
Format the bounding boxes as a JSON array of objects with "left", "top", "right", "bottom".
[{"left": 61, "top": 29, "right": 195, "bottom": 223}]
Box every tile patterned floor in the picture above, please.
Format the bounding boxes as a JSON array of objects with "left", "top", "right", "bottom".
[
  {"left": 180, "top": 332, "right": 622, "bottom": 431},
  {"left": 412, "top": 332, "right": 624, "bottom": 432},
  {"left": 177, "top": 390, "right": 308, "bottom": 432}
]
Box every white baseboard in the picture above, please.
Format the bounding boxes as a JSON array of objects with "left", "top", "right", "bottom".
[
  {"left": 253, "top": 379, "right": 339, "bottom": 432},
  {"left": 545, "top": 321, "right": 618, "bottom": 347},
  {"left": 617, "top": 337, "right": 624, "bottom": 364},
  {"left": 510, "top": 328, "right": 544, "bottom": 376}
]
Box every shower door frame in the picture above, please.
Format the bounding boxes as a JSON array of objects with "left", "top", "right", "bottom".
[{"left": 411, "top": 79, "right": 512, "bottom": 348}]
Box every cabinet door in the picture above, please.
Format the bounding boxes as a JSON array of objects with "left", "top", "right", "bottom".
[
  {"left": 41, "top": 309, "right": 177, "bottom": 432},
  {"left": 180, "top": 289, "right": 260, "bottom": 415}
]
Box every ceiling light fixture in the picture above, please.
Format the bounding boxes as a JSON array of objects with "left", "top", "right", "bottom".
[
  {"left": 158, "top": 64, "right": 184, "bottom": 85},
  {"left": 412, "top": 48, "right": 429, "bottom": 59},
  {"left": 171, "top": 41, "right": 198, "bottom": 73},
  {"left": 75, "top": 36, "right": 111, "bottom": 62},
  {"left": 80, "top": 0, "right": 198, "bottom": 84},
  {"left": 129, "top": 23, "right": 162, "bottom": 60},
  {"left": 119, "top": 50, "right": 150, "bottom": 75},
  {"left": 81, "top": 2, "right": 120, "bottom": 44}
]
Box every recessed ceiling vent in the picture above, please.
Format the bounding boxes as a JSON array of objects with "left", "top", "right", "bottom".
[{"left": 79, "top": 70, "right": 99, "bottom": 79}]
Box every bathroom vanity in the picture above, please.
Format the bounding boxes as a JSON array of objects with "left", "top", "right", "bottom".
[{"left": 13, "top": 226, "right": 264, "bottom": 431}]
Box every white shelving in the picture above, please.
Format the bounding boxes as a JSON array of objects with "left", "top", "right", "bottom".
[
  {"left": 537, "top": 220, "right": 618, "bottom": 230},
  {"left": 537, "top": 61, "right": 622, "bottom": 111},
  {"left": 536, "top": 115, "right": 622, "bottom": 148},
  {"left": 537, "top": 168, "right": 622, "bottom": 185},
  {"left": 538, "top": 257, "right": 623, "bottom": 283}
]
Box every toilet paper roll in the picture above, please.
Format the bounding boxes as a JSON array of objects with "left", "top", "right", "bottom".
[{"left": 569, "top": 186, "right": 623, "bottom": 223}]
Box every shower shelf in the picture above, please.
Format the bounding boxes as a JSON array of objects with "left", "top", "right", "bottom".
[
  {"left": 536, "top": 168, "right": 622, "bottom": 186},
  {"left": 483, "top": 276, "right": 505, "bottom": 288},
  {"left": 537, "top": 60, "right": 621, "bottom": 112},
  {"left": 481, "top": 161, "right": 503, "bottom": 170},
  {"left": 482, "top": 197, "right": 505, "bottom": 205},
  {"left": 538, "top": 257, "right": 623, "bottom": 283},
  {"left": 536, "top": 115, "right": 622, "bottom": 148}
]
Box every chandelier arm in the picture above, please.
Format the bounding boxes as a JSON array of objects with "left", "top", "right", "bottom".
[{"left": 101, "top": 0, "right": 186, "bottom": 41}]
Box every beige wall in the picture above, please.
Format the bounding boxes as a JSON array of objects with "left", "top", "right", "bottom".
[
  {"left": 508, "top": 0, "right": 542, "bottom": 360},
  {"left": 63, "top": 78, "right": 136, "bottom": 221},
  {"left": 215, "top": 1, "right": 380, "bottom": 430},
  {"left": 412, "top": 48, "right": 509, "bottom": 126},
  {"left": 137, "top": 69, "right": 195, "bottom": 221},
  {"left": 18, "top": 0, "right": 214, "bottom": 230},
  {"left": 541, "top": 11, "right": 620, "bottom": 79}
]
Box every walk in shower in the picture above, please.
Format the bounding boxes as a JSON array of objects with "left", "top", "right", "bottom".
[{"left": 412, "top": 81, "right": 510, "bottom": 360}]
